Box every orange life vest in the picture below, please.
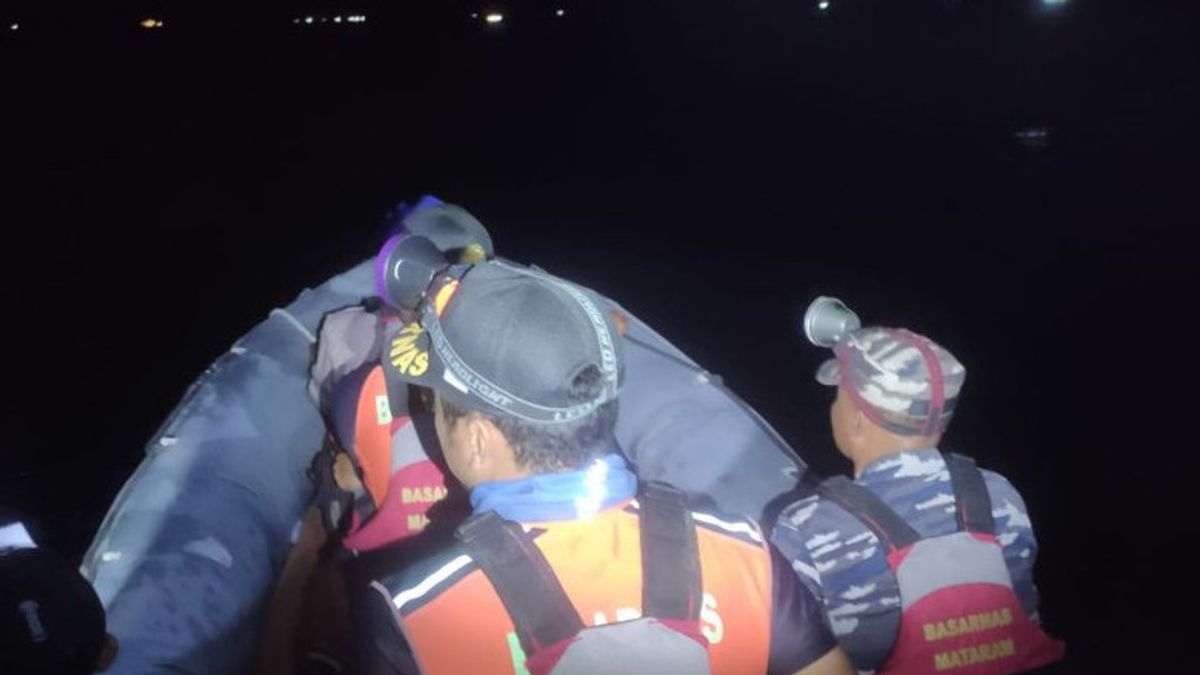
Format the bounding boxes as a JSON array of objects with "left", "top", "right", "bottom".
[{"left": 380, "top": 499, "right": 774, "bottom": 675}]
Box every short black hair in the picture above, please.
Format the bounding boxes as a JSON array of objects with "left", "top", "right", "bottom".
[{"left": 439, "top": 365, "right": 618, "bottom": 472}]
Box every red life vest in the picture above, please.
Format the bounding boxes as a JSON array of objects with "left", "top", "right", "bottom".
[
  {"left": 310, "top": 306, "right": 460, "bottom": 552},
  {"left": 335, "top": 364, "right": 454, "bottom": 552},
  {"left": 818, "top": 454, "right": 1065, "bottom": 674}
]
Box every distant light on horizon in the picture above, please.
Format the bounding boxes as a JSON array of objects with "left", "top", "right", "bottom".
[
  {"left": 140, "top": 18, "right": 164, "bottom": 29},
  {"left": 1014, "top": 127, "right": 1051, "bottom": 148},
  {"left": 485, "top": 13, "right": 505, "bottom": 25},
  {"left": 818, "top": 1, "right": 831, "bottom": 10},
  {"left": 9, "top": 23, "right": 17, "bottom": 31},
  {"left": 296, "top": 14, "right": 364, "bottom": 25},
  {"left": 556, "top": 9, "right": 565, "bottom": 17}
]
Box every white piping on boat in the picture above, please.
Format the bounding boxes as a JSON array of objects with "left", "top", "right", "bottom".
[{"left": 269, "top": 308, "right": 317, "bottom": 344}]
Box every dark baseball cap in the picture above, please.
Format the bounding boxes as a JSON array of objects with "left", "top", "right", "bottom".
[
  {"left": 382, "top": 259, "right": 624, "bottom": 423},
  {"left": 1, "top": 547, "right": 109, "bottom": 674}
]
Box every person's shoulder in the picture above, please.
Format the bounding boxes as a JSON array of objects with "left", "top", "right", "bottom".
[
  {"left": 662, "top": 491, "right": 768, "bottom": 549},
  {"left": 775, "top": 493, "right": 822, "bottom": 531},
  {"left": 978, "top": 466, "right": 1029, "bottom": 511},
  {"left": 974, "top": 467, "right": 1038, "bottom": 545},
  {"left": 773, "top": 489, "right": 863, "bottom": 540},
  {"left": 347, "top": 530, "right": 481, "bottom": 618},
  {"left": 769, "top": 485, "right": 885, "bottom": 590}
]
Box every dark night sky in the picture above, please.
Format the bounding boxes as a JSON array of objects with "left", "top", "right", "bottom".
[{"left": 2, "top": 1, "right": 1196, "bottom": 672}]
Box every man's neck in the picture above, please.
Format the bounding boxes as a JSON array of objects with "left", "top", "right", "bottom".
[
  {"left": 852, "top": 443, "right": 939, "bottom": 478},
  {"left": 481, "top": 465, "right": 531, "bottom": 485},
  {"left": 468, "top": 454, "right": 638, "bottom": 522}
]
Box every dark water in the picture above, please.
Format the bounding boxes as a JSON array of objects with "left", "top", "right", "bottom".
[{"left": 2, "top": 1, "right": 1194, "bottom": 671}]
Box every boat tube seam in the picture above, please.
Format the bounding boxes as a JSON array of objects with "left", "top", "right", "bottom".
[{"left": 269, "top": 308, "right": 317, "bottom": 344}]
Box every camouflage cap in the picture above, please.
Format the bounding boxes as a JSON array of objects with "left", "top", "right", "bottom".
[{"left": 817, "top": 327, "right": 966, "bottom": 436}]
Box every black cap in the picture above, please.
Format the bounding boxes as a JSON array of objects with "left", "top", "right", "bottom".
[
  {"left": 382, "top": 260, "right": 623, "bottom": 423},
  {"left": 1, "top": 547, "right": 107, "bottom": 675}
]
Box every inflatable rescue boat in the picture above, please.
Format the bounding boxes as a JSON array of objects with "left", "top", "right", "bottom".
[{"left": 81, "top": 203, "right": 810, "bottom": 674}]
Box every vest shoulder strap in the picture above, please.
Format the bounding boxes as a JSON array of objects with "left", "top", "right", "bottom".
[
  {"left": 455, "top": 484, "right": 704, "bottom": 657},
  {"left": 817, "top": 476, "right": 921, "bottom": 552},
  {"left": 378, "top": 324, "right": 412, "bottom": 420},
  {"left": 638, "top": 481, "right": 703, "bottom": 622},
  {"left": 944, "top": 453, "right": 996, "bottom": 535},
  {"left": 455, "top": 511, "right": 583, "bottom": 653}
]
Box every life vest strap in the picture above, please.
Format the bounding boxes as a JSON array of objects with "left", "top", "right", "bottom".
[
  {"left": 455, "top": 482, "right": 702, "bottom": 657},
  {"left": 818, "top": 476, "right": 922, "bottom": 552},
  {"left": 944, "top": 453, "right": 996, "bottom": 535},
  {"left": 818, "top": 453, "right": 997, "bottom": 552},
  {"left": 639, "top": 481, "right": 703, "bottom": 622},
  {"left": 456, "top": 512, "right": 584, "bottom": 653}
]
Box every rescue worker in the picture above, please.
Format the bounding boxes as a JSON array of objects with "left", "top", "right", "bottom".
[
  {"left": 345, "top": 259, "right": 854, "bottom": 674},
  {"left": 1, "top": 518, "right": 119, "bottom": 674},
  {"left": 255, "top": 200, "right": 487, "bottom": 675},
  {"left": 770, "top": 324, "right": 1066, "bottom": 674},
  {"left": 304, "top": 196, "right": 808, "bottom": 557},
  {"left": 304, "top": 197, "right": 489, "bottom": 553}
]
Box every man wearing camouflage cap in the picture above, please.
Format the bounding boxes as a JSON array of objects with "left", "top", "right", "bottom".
[{"left": 771, "top": 326, "right": 1064, "bottom": 674}]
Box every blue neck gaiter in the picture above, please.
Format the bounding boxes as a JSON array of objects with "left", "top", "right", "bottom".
[{"left": 469, "top": 453, "right": 637, "bottom": 522}]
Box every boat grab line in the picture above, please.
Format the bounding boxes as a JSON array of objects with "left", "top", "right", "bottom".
[{"left": 269, "top": 308, "right": 317, "bottom": 344}]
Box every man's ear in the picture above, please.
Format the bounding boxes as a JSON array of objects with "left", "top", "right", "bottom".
[
  {"left": 464, "top": 414, "right": 488, "bottom": 470},
  {"left": 466, "top": 414, "right": 511, "bottom": 471}
]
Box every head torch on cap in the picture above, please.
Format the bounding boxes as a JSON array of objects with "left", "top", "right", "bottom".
[
  {"left": 802, "top": 296, "right": 861, "bottom": 347},
  {"left": 374, "top": 201, "right": 495, "bottom": 313},
  {"left": 376, "top": 234, "right": 450, "bottom": 312}
]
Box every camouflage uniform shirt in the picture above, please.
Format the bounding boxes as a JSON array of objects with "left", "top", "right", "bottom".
[{"left": 770, "top": 449, "right": 1041, "bottom": 673}]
